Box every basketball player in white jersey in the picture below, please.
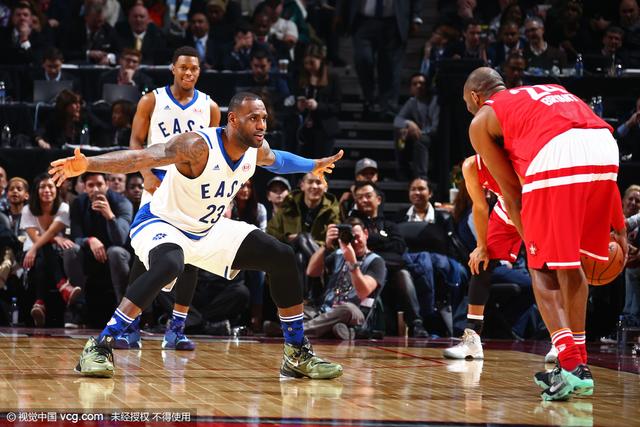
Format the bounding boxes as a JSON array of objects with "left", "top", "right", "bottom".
[
  {"left": 117, "top": 46, "right": 221, "bottom": 351},
  {"left": 51, "top": 92, "right": 344, "bottom": 380}
]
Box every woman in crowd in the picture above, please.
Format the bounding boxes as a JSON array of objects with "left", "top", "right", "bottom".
[
  {"left": 21, "top": 173, "right": 79, "bottom": 326},
  {"left": 34, "top": 90, "right": 105, "bottom": 149}
]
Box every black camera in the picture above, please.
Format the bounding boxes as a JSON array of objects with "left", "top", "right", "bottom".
[{"left": 336, "top": 224, "right": 353, "bottom": 244}]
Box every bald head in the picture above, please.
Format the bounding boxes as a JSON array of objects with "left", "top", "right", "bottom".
[
  {"left": 463, "top": 67, "right": 506, "bottom": 115},
  {"left": 464, "top": 67, "right": 506, "bottom": 97}
]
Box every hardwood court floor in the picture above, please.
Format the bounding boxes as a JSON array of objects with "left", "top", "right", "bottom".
[{"left": 0, "top": 329, "right": 638, "bottom": 426}]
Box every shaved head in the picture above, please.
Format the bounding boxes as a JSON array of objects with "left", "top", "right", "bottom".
[
  {"left": 463, "top": 67, "right": 506, "bottom": 115},
  {"left": 464, "top": 67, "right": 506, "bottom": 97}
]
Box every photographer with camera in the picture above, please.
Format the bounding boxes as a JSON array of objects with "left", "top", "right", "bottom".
[{"left": 304, "top": 217, "right": 386, "bottom": 340}]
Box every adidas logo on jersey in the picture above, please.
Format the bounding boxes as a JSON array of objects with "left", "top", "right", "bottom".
[
  {"left": 163, "top": 105, "right": 171, "bottom": 111},
  {"left": 212, "top": 164, "right": 220, "bottom": 171},
  {"left": 152, "top": 233, "right": 167, "bottom": 241}
]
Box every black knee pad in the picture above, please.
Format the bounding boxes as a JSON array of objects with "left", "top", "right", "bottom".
[{"left": 125, "top": 243, "right": 185, "bottom": 309}]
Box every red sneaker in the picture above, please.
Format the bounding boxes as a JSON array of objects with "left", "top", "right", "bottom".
[{"left": 57, "top": 280, "right": 81, "bottom": 306}]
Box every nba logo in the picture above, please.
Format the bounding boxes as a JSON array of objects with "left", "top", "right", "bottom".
[{"left": 242, "top": 163, "right": 251, "bottom": 172}]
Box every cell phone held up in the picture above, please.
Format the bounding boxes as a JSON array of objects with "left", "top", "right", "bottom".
[{"left": 336, "top": 224, "right": 353, "bottom": 245}]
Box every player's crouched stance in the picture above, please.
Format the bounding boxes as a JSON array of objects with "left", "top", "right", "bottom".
[{"left": 52, "top": 93, "right": 342, "bottom": 380}]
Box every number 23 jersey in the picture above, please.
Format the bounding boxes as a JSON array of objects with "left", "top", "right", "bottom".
[{"left": 148, "top": 127, "right": 257, "bottom": 237}]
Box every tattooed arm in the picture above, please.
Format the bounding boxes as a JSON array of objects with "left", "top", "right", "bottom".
[{"left": 49, "top": 132, "right": 209, "bottom": 185}]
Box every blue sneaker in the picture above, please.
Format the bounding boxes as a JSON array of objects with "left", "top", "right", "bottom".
[
  {"left": 162, "top": 321, "right": 196, "bottom": 351},
  {"left": 113, "top": 319, "right": 142, "bottom": 350}
]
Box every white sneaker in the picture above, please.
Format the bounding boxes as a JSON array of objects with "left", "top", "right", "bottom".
[
  {"left": 443, "top": 328, "right": 484, "bottom": 359},
  {"left": 544, "top": 345, "right": 558, "bottom": 363}
]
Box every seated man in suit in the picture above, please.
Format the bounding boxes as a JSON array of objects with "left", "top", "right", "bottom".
[
  {"left": 98, "top": 48, "right": 154, "bottom": 95},
  {"left": 182, "top": 11, "right": 224, "bottom": 70},
  {"left": 61, "top": 2, "right": 121, "bottom": 65},
  {"left": 115, "top": 4, "right": 168, "bottom": 64},
  {"left": 29, "top": 47, "right": 80, "bottom": 101},
  {"left": 0, "top": 1, "right": 50, "bottom": 65}
]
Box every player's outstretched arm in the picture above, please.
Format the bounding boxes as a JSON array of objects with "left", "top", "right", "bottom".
[
  {"left": 257, "top": 141, "right": 343, "bottom": 186},
  {"left": 50, "top": 132, "right": 206, "bottom": 186}
]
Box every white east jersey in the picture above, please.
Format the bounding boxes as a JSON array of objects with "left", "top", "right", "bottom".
[
  {"left": 147, "top": 85, "right": 211, "bottom": 147},
  {"left": 147, "top": 127, "right": 258, "bottom": 237}
]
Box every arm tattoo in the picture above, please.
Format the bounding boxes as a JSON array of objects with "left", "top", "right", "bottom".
[{"left": 85, "top": 133, "right": 204, "bottom": 174}]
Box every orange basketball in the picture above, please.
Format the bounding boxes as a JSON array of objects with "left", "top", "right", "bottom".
[{"left": 581, "top": 241, "right": 625, "bottom": 286}]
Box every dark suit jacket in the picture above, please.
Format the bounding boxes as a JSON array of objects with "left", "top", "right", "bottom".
[
  {"left": 61, "top": 21, "right": 122, "bottom": 63},
  {"left": 115, "top": 22, "right": 169, "bottom": 65},
  {"left": 338, "top": 0, "right": 424, "bottom": 43},
  {"left": 182, "top": 32, "right": 226, "bottom": 70},
  {"left": 295, "top": 71, "right": 341, "bottom": 138},
  {"left": 98, "top": 68, "right": 155, "bottom": 94},
  {"left": 0, "top": 26, "right": 51, "bottom": 65},
  {"left": 487, "top": 38, "right": 527, "bottom": 67},
  {"left": 70, "top": 190, "right": 133, "bottom": 248}
]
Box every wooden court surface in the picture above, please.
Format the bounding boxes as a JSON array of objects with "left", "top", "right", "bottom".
[{"left": 0, "top": 330, "right": 638, "bottom": 426}]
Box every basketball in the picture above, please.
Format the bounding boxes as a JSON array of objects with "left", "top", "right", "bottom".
[{"left": 581, "top": 241, "right": 625, "bottom": 286}]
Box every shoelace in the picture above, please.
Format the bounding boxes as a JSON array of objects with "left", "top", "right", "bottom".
[{"left": 90, "top": 344, "right": 113, "bottom": 363}]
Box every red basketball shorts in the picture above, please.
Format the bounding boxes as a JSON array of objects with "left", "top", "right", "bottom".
[
  {"left": 521, "top": 128, "right": 623, "bottom": 270},
  {"left": 487, "top": 202, "right": 521, "bottom": 262}
]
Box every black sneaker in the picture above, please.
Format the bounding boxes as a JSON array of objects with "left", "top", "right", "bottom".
[
  {"left": 411, "top": 320, "right": 429, "bottom": 338},
  {"left": 201, "top": 320, "right": 231, "bottom": 336}
]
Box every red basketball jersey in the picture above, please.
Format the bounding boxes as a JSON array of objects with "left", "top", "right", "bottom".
[{"left": 485, "top": 84, "right": 612, "bottom": 177}]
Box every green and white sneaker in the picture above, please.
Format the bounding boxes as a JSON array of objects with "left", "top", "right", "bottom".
[
  {"left": 540, "top": 364, "right": 594, "bottom": 401},
  {"left": 280, "top": 337, "right": 343, "bottom": 380},
  {"left": 75, "top": 336, "right": 115, "bottom": 378}
]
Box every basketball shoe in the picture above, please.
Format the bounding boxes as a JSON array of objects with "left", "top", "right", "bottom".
[
  {"left": 114, "top": 328, "right": 142, "bottom": 350},
  {"left": 75, "top": 336, "right": 115, "bottom": 378},
  {"left": 162, "top": 320, "right": 196, "bottom": 351},
  {"left": 280, "top": 337, "right": 343, "bottom": 379},
  {"left": 443, "top": 329, "right": 484, "bottom": 359},
  {"left": 540, "top": 364, "right": 594, "bottom": 401}
]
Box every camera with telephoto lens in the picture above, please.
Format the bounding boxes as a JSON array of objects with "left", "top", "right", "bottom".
[{"left": 336, "top": 224, "right": 353, "bottom": 244}]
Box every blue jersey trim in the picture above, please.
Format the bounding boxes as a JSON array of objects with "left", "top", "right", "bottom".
[
  {"left": 165, "top": 85, "right": 199, "bottom": 111},
  {"left": 196, "top": 130, "right": 214, "bottom": 149},
  {"left": 216, "top": 127, "right": 244, "bottom": 171},
  {"left": 130, "top": 203, "right": 157, "bottom": 230},
  {"left": 130, "top": 203, "right": 213, "bottom": 241},
  {"left": 151, "top": 168, "right": 166, "bottom": 181}
]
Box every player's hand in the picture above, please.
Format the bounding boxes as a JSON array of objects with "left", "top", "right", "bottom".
[
  {"left": 312, "top": 150, "right": 344, "bottom": 187},
  {"left": 469, "top": 246, "right": 490, "bottom": 275},
  {"left": 49, "top": 148, "right": 88, "bottom": 187}
]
